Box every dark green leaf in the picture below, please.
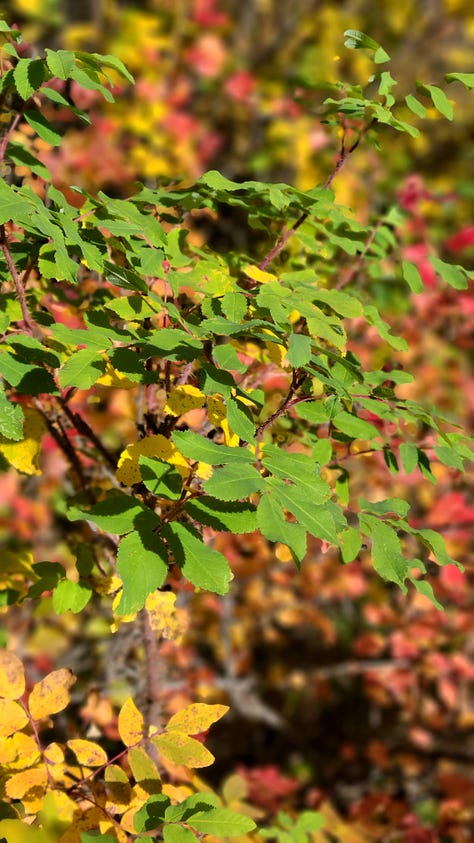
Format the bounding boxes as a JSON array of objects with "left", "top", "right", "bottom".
[
  {"left": 103, "top": 260, "right": 148, "bottom": 292},
  {"left": 139, "top": 456, "right": 182, "bottom": 499},
  {"left": 24, "top": 111, "right": 62, "bottom": 146},
  {"left": 225, "top": 397, "right": 255, "bottom": 441},
  {"left": 359, "top": 514, "right": 407, "bottom": 587},
  {"left": 13, "top": 58, "right": 46, "bottom": 100},
  {"left": 134, "top": 795, "right": 171, "bottom": 832},
  {"left": 166, "top": 522, "right": 232, "bottom": 594},
  {"left": 58, "top": 349, "right": 106, "bottom": 389},
  {"left": 185, "top": 497, "right": 257, "bottom": 533},
  {"left": 267, "top": 478, "right": 338, "bottom": 544},
  {"left": 172, "top": 431, "right": 253, "bottom": 465},
  {"left": 203, "top": 463, "right": 264, "bottom": 500},
  {"left": 67, "top": 492, "right": 159, "bottom": 534}
]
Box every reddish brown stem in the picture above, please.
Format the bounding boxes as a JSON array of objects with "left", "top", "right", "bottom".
[{"left": 0, "top": 225, "right": 35, "bottom": 332}]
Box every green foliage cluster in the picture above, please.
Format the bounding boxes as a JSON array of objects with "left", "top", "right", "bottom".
[{"left": 0, "top": 19, "right": 472, "bottom": 842}]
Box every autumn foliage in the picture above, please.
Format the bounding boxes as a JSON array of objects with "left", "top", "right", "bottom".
[{"left": 0, "top": 3, "right": 473, "bottom": 842}]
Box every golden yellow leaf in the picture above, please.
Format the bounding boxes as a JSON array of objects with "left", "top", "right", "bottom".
[
  {"left": 116, "top": 434, "right": 189, "bottom": 485},
  {"left": 167, "top": 703, "right": 228, "bottom": 736},
  {"left": 207, "top": 394, "right": 227, "bottom": 426},
  {"left": 0, "top": 732, "right": 39, "bottom": 768},
  {"left": 118, "top": 697, "right": 146, "bottom": 747},
  {"left": 43, "top": 742, "right": 77, "bottom": 787},
  {"left": 58, "top": 806, "right": 105, "bottom": 843},
  {"left": 221, "top": 418, "right": 239, "bottom": 446},
  {"left": 28, "top": 669, "right": 76, "bottom": 721},
  {"left": 243, "top": 264, "right": 277, "bottom": 285},
  {"left": 145, "top": 591, "right": 187, "bottom": 641},
  {"left": 0, "top": 698, "right": 29, "bottom": 737},
  {"left": 153, "top": 731, "right": 215, "bottom": 768},
  {"left": 165, "top": 385, "right": 206, "bottom": 417},
  {"left": 265, "top": 341, "right": 287, "bottom": 367},
  {"left": 96, "top": 361, "right": 137, "bottom": 389},
  {"left": 0, "top": 408, "right": 46, "bottom": 475},
  {"left": 5, "top": 765, "right": 48, "bottom": 800},
  {"left": 195, "top": 461, "right": 213, "bottom": 480},
  {"left": 67, "top": 739, "right": 108, "bottom": 767},
  {"left": 0, "top": 650, "right": 26, "bottom": 700}
]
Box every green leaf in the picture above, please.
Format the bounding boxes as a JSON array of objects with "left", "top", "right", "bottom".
[
  {"left": 425, "top": 84, "right": 453, "bottom": 120},
  {"left": 261, "top": 444, "right": 331, "bottom": 504},
  {"left": 257, "top": 495, "right": 307, "bottom": 563},
  {"left": 6, "top": 142, "right": 51, "bottom": 180},
  {"left": 359, "top": 514, "right": 408, "bottom": 588},
  {"left": 225, "top": 397, "right": 255, "bottom": 441},
  {"left": 363, "top": 305, "right": 408, "bottom": 350},
  {"left": 13, "top": 58, "right": 46, "bottom": 100},
  {"left": 45, "top": 49, "right": 76, "bottom": 80},
  {"left": 399, "top": 442, "right": 418, "bottom": 474},
  {"left": 359, "top": 497, "right": 410, "bottom": 517},
  {"left": 116, "top": 531, "right": 169, "bottom": 615},
  {"left": 172, "top": 431, "right": 253, "bottom": 465},
  {"left": 134, "top": 795, "right": 171, "bottom": 833},
  {"left": 103, "top": 260, "right": 148, "bottom": 292},
  {"left": 0, "top": 390, "right": 24, "bottom": 441},
  {"left": 343, "top": 30, "right": 390, "bottom": 63},
  {"left": 58, "top": 349, "right": 106, "bottom": 389},
  {"left": 24, "top": 111, "right": 62, "bottom": 146},
  {"left": 163, "top": 825, "right": 198, "bottom": 843},
  {"left": 165, "top": 522, "right": 232, "bottom": 594},
  {"left": 445, "top": 72, "right": 474, "bottom": 90},
  {"left": 332, "top": 411, "right": 380, "bottom": 440},
  {"left": 139, "top": 456, "right": 182, "bottom": 499},
  {"left": 203, "top": 463, "right": 264, "bottom": 500},
  {"left": 90, "top": 52, "right": 135, "bottom": 85},
  {"left": 0, "top": 181, "right": 33, "bottom": 224},
  {"left": 52, "top": 579, "right": 92, "bottom": 614},
  {"left": 402, "top": 261, "right": 424, "bottom": 293},
  {"left": 430, "top": 257, "right": 468, "bottom": 290},
  {"left": 286, "top": 334, "right": 312, "bottom": 367},
  {"left": 267, "top": 478, "right": 338, "bottom": 544},
  {"left": 339, "top": 527, "right": 362, "bottom": 563},
  {"left": 408, "top": 576, "right": 443, "bottom": 611},
  {"left": 164, "top": 794, "right": 218, "bottom": 823},
  {"left": 185, "top": 497, "right": 258, "bottom": 533},
  {"left": 404, "top": 94, "right": 426, "bottom": 118},
  {"left": 104, "top": 295, "right": 159, "bottom": 321},
  {"left": 221, "top": 291, "right": 247, "bottom": 322},
  {"left": 212, "top": 343, "right": 247, "bottom": 374},
  {"left": 67, "top": 492, "right": 159, "bottom": 534},
  {"left": 187, "top": 808, "right": 256, "bottom": 836}
]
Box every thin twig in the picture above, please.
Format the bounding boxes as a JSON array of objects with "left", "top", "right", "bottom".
[{"left": 0, "top": 224, "right": 35, "bottom": 331}]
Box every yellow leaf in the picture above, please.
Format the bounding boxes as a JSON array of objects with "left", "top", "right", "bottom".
[
  {"left": 0, "top": 732, "right": 39, "bottom": 768},
  {"left": 165, "top": 385, "right": 206, "bottom": 417},
  {"left": 58, "top": 806, "right": 105, "bottom": 843},
  {"left": 105, "top": 764, "right": 133, "bottom": 813},
  {"left": 5, "top": 765, "right": 48, "bottom": 800},
  {"left": 67, "top": 739, "right": 108, "bottom": 767},
  {"left": 0, "top": 408, "right": 46, "bottom": 475},
  {"left": 243, "top": 264, "right": 277, "bottom": 285},
  {"left": 145, "top": 591, "right": 187, "bottom": 641},
  {"left": 96, "top": 361, "right": 137, "bottom": 389},
  {"left": 265, "top": 341, "right": 287, "bottom": 367},
  {"left": 43, "top": 742, "right": 78, "bottom": 787},
  {"left": 153, "top": 731, "right": 215, "bottom": 768},
  {"left": 116, "top": 434, "right": 189, "bottom": 485},
  {"left": 28, "top": 669, "right": 76, "bottom": 721},
  {"left": 0, "top": 650, "right": 26, "bottom": 700},
  {"left": 207, "top": 394, "right": 227, "bottom": 426},
  {"left": 167, "top": 703, "right": 228, "bottom": 735},
  {"left": 195, "top": 461, "right": 213, "bottom": 480},
  {"left": 127, "top": 746, "right": 161, "bottom": 797},
  {"left": 221, "top": 418, "right": 239, "bottom": 447},
  {"left": 118, "top": 697, "right": 146, "bottom": 747},
  {"left": 0, "top": 819, "right": 49, "bottom": 843},
  {"left": 0, "top": 698, "right": 29, "bottom": 737}
]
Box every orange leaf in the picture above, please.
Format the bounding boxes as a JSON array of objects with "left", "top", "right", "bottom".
[
  {"left": 28, "top": 669, "right": 76, "bottom": 721},
  {"left": 67, "top": 739, "right": 108, "bottom": 767},
  {"left": 118, "top": 697, "right": 146, "bottom": 747},
  {"left": 0, "top": 699, "right": 29, "bottom": 737},
  {"left": 167, "top": 703, "right": 229, "bottom": 735},
  {"left": 0, "top": 650, "right": 26, "bottom": 700}
]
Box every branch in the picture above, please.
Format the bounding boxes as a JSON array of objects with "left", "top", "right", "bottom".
[{"left": 0, "top": 224, "right": 35, "bottom": 332}]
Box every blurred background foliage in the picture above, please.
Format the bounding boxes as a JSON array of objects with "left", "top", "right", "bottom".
[{"left": 2, "top": 1, "right": 474, "bottom": 840}]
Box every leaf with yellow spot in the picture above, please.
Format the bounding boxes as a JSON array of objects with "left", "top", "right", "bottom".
[
  {"left": 167, "top": 703, "right": 228, "bottom": 736},
  {"left": 207, "top": 394, "right": 227, "bottom": 426},
  {"left": 0, "top": 408, "right": 46, "bottom": 475},
  {"left": 118, "top": 696, "right": 146, "bottom": 747},
  {"left": 165, "top": 385, "right": 206, "bottom": 417},
  {"left": 243, "top": 264, "right": 277, "bottom": 285},
  {"left": 0, "top": 650, "right": 26, "bottom": 700},
  {"left": 152, "top": 731, "right": 215, "bottom": 768},
  {"left": 0, "top": 732, "right": 40, "bottom": 768},
  {"left": 0, "top": 699, "right": 29, "bottom": 737},
  {"left": 145, "top": 590, "right": 187, "bottom": 641},
  {"left": 67, "top": 739, "right": 108, "bottom": 767},
  {"left": 5, "top": 765, "right": 48, "bottom": 801},
  {"left": 28, "top": 669, "right": 76, "bottom": 721},
  {"left": 116, "top": 434, "right": 189, "bottom": 485},
  {"left": 195, "top": 461, "right": 213, "bottom": 480}
]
